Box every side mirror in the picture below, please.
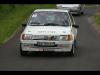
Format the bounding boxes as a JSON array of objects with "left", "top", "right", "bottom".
[
  {"left": 22, "top": 23, "right": 27, "bottom": 27},
  {"left": 72, "top": 25, "right": 79, "bottom": 28}
]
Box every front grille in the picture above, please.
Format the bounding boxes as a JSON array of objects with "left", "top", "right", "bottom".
[
  {"left": 60, "top": 7, "right": 71, "bottom": 10},
  {"left": 34, "top": 44, "right": 58, "bottom": 47},
  {"left": 33, "top": 35, "right": 60, "bottom": 41}
]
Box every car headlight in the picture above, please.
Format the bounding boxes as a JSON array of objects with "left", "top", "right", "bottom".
[
  {"left": 21, "top": 34, "right": 33, "bottom": 40},
  {"left": 72, "top": 6, "right": 80, "bottom": 10},
  {"left": 56, "top": 4, "right": 61, "bottom": 7},
  {"left": 56, "top": 5, "right": 62, "bottom": 8},
  {"left": 60, "top": 35, "right": 73, "bottom": 41}
]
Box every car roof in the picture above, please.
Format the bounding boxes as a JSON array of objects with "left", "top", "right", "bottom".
[{"left": 34, "top": 9, "right": 69, "bottom": 13}]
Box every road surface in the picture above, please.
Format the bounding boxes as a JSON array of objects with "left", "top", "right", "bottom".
[{"left": 0, "top": 6, "right": 100, "bottom": 71}]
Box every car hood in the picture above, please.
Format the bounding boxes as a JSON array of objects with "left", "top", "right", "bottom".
[
  {"left": 23, "top": 26, "right": 72, "bottom": 35},
  {"left": 57, "top": 4, "right": 80, "bottom": 8}
]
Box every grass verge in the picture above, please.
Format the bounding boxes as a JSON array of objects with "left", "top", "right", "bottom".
[
  {"left": 94, "top": 13, "right": 100, "bottom": 26},
  {"left": 0, "top": 4, "right": 55, "bottom": 44}
]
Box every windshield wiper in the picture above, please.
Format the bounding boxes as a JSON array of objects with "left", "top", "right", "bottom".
[
  {"left": 29, "top": 22, "right": 67, "bottom": 26},
  {"left": 44, "top": 23, "right": 68, "bottom": 26},
  {"left": 44, "top": 23, "right": 60, "bottom": 26},
  {"left": 30, "top": 22, "right": 43, "bottom": 26}
]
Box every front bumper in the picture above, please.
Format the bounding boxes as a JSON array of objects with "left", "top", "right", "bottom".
[
  {"left": 70, "top": 10, "right": 82, "bottom": 14},
  {"left": 57, "top": 7, "right": 82, "bottom": 14},
  {"left": 20, "top": 40, "right": 73, "bottom": 52}
]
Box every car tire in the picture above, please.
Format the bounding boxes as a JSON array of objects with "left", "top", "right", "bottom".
[
  {"left": 77, "top": 11, "right": 83, "bottom": 16},
  {"left": 20, "top": 43, "right": 28, "bottom": 56},
  {"left": 68, "top": 44, "right": 75, "bottom": 56},
  {"left": 81, "top": 12, "right": 84, "bottom": 15},
  {"left": 80, "top": 11, "right": 84, "bottom": 15},
  {"left": 74, "top": 40, "right": 77, "bottom": 49}
]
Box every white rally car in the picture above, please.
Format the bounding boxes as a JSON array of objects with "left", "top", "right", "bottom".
[
  {"left": 56, "top": 4, "right": 83, "bottom": 15},
  {"left": 20, "top": 9, "right": 79, "bottom": 56}
]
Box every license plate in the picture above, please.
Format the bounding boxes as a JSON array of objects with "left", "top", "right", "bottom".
[
  {"left": 37, "top": 42, "right": 55, "bottom": 46},
  {"left": 43, "top": 49, "right": 52, "bottom": 51}
]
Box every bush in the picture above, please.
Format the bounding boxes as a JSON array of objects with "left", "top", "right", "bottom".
[{"left": 95, "top": 13, "right": 100, "bottom": 26}]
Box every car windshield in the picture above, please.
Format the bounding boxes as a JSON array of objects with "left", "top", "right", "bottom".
[{"left": 28, "top": 11, "right": 70, "bottom": 26}]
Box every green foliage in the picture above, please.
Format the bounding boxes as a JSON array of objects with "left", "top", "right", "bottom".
[
  {"left": 0, "top": 4, "right": 55, "bottom": 44},
  {"left": 95, "top": 13, "right": 100, "bottom": 26}
]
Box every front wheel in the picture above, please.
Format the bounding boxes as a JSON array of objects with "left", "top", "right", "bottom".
[
  {"left": 74, "top": 40, "right": 77, "bottom": 49},
  {"left": 20, "top": 43, "right": 28, "bottom": 56},
  {"left": 81, "top": 11, "right": 84, "bottom": 14},
  {"left": 77, "top": 11, "right": 84, "bottom": 16},
  {"left": 68, "top": 45, "right": 75, "bottom": 56}
]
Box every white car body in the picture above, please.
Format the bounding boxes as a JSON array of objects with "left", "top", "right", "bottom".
[
  {"left": 20, "top": 9, "right": 79, "bottom": 56},
  {"left": 56, "top": 4, "right": 83, "bottom": 14}
]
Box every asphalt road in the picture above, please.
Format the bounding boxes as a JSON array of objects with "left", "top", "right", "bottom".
[{"left": 0, "top": 6, "right": 100, "bottom": 71}]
